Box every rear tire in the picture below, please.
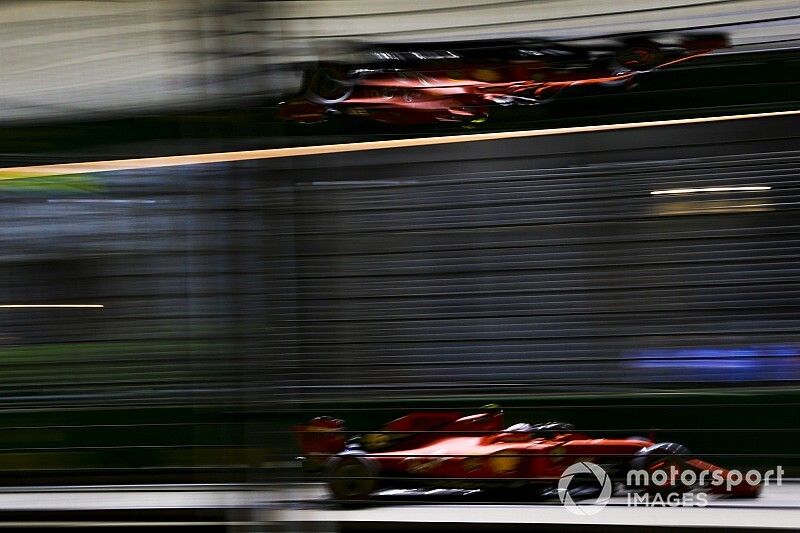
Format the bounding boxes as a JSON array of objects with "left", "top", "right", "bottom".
[{"left": 325, "top": 454, "right": 381, "bottom": 502}]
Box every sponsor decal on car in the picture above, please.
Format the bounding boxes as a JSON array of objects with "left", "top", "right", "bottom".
[
  {"left": 462, "top": 457, "right": 482, "bottom": 473},
  {"left": 550, "top": 446, "right": 566, "bottom": 463}
]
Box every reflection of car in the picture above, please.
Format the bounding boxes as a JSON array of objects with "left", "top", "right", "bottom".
[
  {"left": 294, "top": 406, "right": 759, "bottom": 501},
  {"left": 278, "top": 33, "right": 728, "bottom": 127}
]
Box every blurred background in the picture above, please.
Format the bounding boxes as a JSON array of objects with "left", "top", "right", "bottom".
[
  {"left": 0, "top": 0, "right": 799, "bottom": 530},
  {"left": 1, "top": 0, "right": 798, "bottom": 155}
]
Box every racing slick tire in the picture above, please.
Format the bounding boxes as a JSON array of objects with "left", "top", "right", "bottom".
[
  {"left": 324, "top": 452, "right": 381, "bottom": 503},
  {"left": 305, "top": 63, "right": 354, "bottom": 104},
  {"left": 628, "top": 442, "right": 692, "bottom": 495}
]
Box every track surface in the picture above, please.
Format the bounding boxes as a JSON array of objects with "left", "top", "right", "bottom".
[{"left": 0, "top": 483, "right": 797, "bottom": 529}]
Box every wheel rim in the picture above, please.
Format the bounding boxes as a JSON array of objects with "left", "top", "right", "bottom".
[{"left": 330, "top": 459, "right": 375, "bottom": 499}]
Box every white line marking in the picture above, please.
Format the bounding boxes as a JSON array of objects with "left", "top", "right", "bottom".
[
  {"left": 0, "top": 305, "right": 104, "bottom": 309},
  {"left": 46, "top": 199, "right": 157, "bottom": 204},
  {"left": 0, "top": 522, "right": 256, "bottom": 528},
  {"left": 651, "top": 186, "right": 772, "bottom": 195},
  {"left": 270, "top": 504, "right": 800, "bottom": 529},
  {"left": 0, "top": 110, "right": 798, "bottom": 178}
]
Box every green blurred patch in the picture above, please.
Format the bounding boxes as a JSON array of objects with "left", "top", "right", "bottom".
[
  {"left": 0, "top": 340, "right": 225, "bottom": 364},
  {"left": 0, "top": 173, "right": 104, "bottom": 193},
  {"left": 0, "top": 340, "right": 234, "bottom": 385}
]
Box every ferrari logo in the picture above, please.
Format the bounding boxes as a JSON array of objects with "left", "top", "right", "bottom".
[
  {"left": 487, "top": 452, "right": 520, "bottom": 474},
  {"left": 362, "top": 433, "right": 390, "bottom": 450}
]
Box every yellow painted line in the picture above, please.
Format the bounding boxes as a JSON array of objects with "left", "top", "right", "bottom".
[{"left": 1, "top": 109, "right": 799, "bottom": 179}]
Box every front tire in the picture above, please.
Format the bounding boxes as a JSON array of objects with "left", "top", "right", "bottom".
[{"left": 629, "top": 442, "right": 691, "bottom": 495}]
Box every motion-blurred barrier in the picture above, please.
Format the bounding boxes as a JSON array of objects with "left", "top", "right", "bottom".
[
  {"left": 0, "top": 111, "right": 799, "bottom": 480},
  {"left": 260, "top": 112, "right": 800, "bottom": 401}
]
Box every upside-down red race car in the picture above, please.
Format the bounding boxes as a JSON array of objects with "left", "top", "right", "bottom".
[
  {"left": 294, "top": 406, "right": 760, "bottom": 502},
  {"left": 278, "top": 33, "right": 728, "bottom": 127}
]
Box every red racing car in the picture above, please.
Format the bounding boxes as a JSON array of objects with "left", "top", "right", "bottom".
[
  {"left": 294, "top": 406, "right": 760, "bottom": 502},
  {"left": 278, "top": 33, "right": 728, "bottom": 127}
]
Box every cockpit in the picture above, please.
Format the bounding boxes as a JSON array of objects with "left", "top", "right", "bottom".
[{"left": 483, "top": 421, "right": 577, "bottom": 444}]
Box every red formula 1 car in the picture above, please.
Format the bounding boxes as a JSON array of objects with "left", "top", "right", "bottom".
[
  {"left": 278, "top": 33, "right": 728, "bottom": 127},
  {"left": 294, "top": 406, "right": 760, "bottom": 502}
]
